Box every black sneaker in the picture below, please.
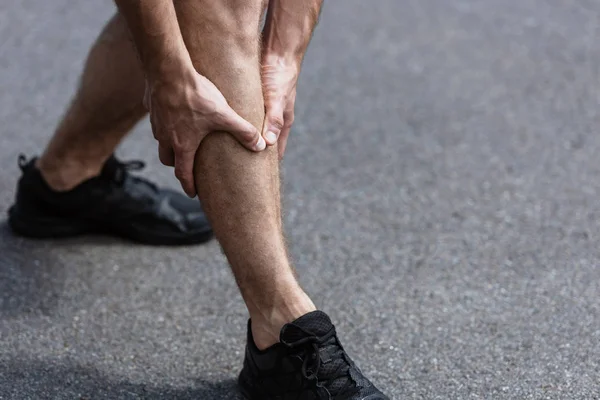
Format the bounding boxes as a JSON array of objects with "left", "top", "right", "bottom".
[
  {"left": 239, "top": 311, "right": 389, "bottom": 400},
  {"left": 8, "top": 155, "right": 213, "bottom": 245}
]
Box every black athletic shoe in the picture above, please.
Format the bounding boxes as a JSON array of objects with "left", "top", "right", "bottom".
[
  {"left": 8, "top": 155, "right": 213, "bottom": 245},
  {"left": 239, "top": 311, "right": 389, "bottom": 400}
]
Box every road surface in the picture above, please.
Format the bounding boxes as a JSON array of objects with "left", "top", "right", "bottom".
[{"left": 1, "top": 1, "right": 599, "bottom": 398}]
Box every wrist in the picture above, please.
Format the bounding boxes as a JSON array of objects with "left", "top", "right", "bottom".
[
  {"left": 146, "top": 63, "right": 200, "bottom": 107},
  {"left": 145, "top": 54, "right": 196, "bottom": 86}
]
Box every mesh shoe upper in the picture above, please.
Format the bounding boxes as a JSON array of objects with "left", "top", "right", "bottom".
[{"left": 240, "top": 311, "right": 389, "bottom": 400}]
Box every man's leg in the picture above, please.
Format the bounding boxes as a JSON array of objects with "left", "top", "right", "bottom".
[
  {"left": 174, "top": 3, "right": 389, "bottom": 397},
  {"left": 10, "top": 13, "right": 212, "bottom": 246},
  {"left": 174, "top": 0, "right": 315, "bottom": 349},
  {"left": 37, "top": 14, "right": 146, "bottom": 191}
]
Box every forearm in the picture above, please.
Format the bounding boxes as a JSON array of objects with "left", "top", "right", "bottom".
[
  {"left": 113, "top": 0, "right": 193, "bottom": 80},
  {"left": 262, "top": 0, "right": 324, "bottom": 65}
]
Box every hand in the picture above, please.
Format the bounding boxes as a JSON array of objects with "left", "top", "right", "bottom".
[
  {"left": 145, "top": 70, "right": 266, "bottom": 197},
  {"left": 260, "top": 55, "right": 299, "bottom": 159}
]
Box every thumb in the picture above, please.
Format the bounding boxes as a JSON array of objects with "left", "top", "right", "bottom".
[
  {"left": 216, "top": 106, "right": 266, "bottom": 152},
  {"left": 262, "top": 100, "right": 285, "bottom": 146}
]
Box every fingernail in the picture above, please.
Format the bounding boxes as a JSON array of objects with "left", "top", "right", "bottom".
[
  {"left": 265, "top": 131, "right": 277, "bottom": 144},
  {"left": 255, "top": 136, "right": 266, "bottom": 151}
]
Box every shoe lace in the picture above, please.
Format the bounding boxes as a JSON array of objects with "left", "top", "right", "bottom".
[
  {"left": 18, "top": 154, "right": 29, "bottom": 170},
  {"left": 282, "top": 326, "right": 361, "bottom": 399},
  {"left": 110, "top": 159, "right": 157, "bottom": 192}
]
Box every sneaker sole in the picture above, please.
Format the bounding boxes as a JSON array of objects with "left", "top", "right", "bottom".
[
  {"left": 7, "top": 205, "right": 213, "bottom": 246},
  {"left": 238, "top": 369, "right": 390, "bottom": 400}
]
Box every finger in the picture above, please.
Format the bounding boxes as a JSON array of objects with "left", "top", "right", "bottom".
[
  {"left": 158, "top": 142, "right": 175, "bottom": 167},
  {"left": 215, "top": 106, "right": 265, "bottom": 152},
  {"left": 278, "top": 107, "right": 294, "bottom": 160},
  {"left": 173, "top": 148, "right": 197, "bottom": 198},
  {"left": 278, "top": 125, "right": 291, "bottom": 160},
  {"left": 149, "top": 109, "right": 161, "bottom": 141},
  {"left": 143, "top": 81, "right": 151, "bottom": 111},
  {"left": 262, "top": 101, "right": 285, "bottom": 146}
]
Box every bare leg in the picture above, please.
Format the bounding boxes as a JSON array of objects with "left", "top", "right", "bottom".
[
  {"left": 37, "top": 14, "right": 146, "bottom": 191},
  {"left": 174, "top": 0, "right": 316, "bottom": 349}
]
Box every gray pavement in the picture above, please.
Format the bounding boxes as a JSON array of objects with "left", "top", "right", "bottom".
[{"left": 1, "top": 0, "right": 600, "bottom": 398}]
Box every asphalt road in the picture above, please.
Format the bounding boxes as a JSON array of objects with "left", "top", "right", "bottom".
[{"left": 1, "top": 1, "right": 600, "bottom": 399}]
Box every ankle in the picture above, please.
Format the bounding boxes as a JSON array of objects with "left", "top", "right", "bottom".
[
  {"left": 36, "top": 156, "right": 104, "bottom": 192},
  {"left": 250, "top": 291, "right": 316, "bottom": 350}
]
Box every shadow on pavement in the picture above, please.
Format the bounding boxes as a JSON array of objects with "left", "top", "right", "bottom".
[
  {"left": 0, "top": 220, "right": 244, "bottom": 398},
  {"left": 0, "top": 358, "right": 243, "bottom": 399},
  {"left": 0, "top": 222, "right": 65, "bottom": 317},
  {"left": 0, "top": 221, "right": 126, "bottom": 317}
]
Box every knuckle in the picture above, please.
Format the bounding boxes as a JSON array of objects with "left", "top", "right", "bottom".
[
  {"left": 214, "top": 108, "right": 229, "bottom": 125},
  {"left": 241, "top": 130, "right": 258, "bottom": 143},
  {"left": 172, "top": 142, "right": 188, "bottom": 155},
  {"left": 270, "top": 117, "right": 285, "bottom": 130}
]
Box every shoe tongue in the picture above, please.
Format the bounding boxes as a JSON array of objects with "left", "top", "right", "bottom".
[
  {"left": 280, "top": 311, "right": 333, "bottom": 342},
  {"left": 100, "top": 155, "right": 120, "bottom": 179}
]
